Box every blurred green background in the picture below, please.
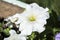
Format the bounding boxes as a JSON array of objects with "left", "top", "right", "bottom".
[{"left": 18, "top": 0, "right": 60, "bottom": 40}]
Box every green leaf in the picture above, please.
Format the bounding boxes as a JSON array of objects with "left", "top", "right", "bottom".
[
  {"left": 3, "top": 28, "right": 10, "bottom": 35},
  {"left": 0, "top": 27, "right": 3, "bottom": 32}
]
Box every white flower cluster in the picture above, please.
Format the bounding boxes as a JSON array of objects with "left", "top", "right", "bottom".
[{"left": 3, "top": 0, "right": 50, "bottom": 40}]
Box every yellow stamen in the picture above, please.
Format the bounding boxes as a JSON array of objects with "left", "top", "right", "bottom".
[{"left": 29, "top": 16, "right": 36, "bottom": 21}]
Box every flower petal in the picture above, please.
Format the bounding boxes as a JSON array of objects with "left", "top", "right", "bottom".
[
  {"left": 36, "top": 19, "right": 47, "bottom": 26},
  {"left": 30, "top": 3, "right": 49, "bottom": 13},
  {"left": 32, "top": 22, "right": 45, "bottom": 33},
  {"left": 17, "top": 36, "right": 27, "bottom": 40},
  {"left": 4, "top": 38, "right": 9, "bottom": 40},
  {"left": 9, "top": 30, "right": 16, "bottom": 35},
  {"left": 19, "top": 21, "right": 32, "bottom": 36}
]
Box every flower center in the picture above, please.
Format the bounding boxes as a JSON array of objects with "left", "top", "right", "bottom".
[{"left": 28, "top": 15, "right": 36, "bottom": 22}]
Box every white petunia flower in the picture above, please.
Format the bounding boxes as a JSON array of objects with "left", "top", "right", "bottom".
[
  {"left": 4, "top": 30, "right": 27, "bottom": 40},
  {"left": 18, "top": 3, "right": 49, "bottom": 35}
]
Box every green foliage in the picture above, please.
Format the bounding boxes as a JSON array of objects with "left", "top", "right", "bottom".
[{"left": 3, "top": 28, "right": 10, "bottom": 36}]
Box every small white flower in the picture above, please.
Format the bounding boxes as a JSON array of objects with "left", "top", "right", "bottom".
[
  {"left": 18, "top": 3, "right": 49, "bottom": 35},
  {"left": 4, "top": 30, "right": 27, "bottom": 40}
]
